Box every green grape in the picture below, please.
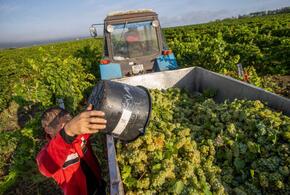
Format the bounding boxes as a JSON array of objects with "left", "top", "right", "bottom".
[{"left": 116, "top": 88, "right": 290, "bottom": 194}]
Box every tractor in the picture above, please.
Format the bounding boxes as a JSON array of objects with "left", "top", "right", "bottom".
[{"left": 89, "top": 9, "right": 178, "bottom": 80}]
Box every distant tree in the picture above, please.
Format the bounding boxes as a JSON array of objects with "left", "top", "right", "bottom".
[{"left": 239, "top": 6, "right": 290, "bottom": 19}]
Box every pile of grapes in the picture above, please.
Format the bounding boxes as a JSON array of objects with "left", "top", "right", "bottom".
[{"left": 116, "top": 88, "right": 290, "bottom": 194}]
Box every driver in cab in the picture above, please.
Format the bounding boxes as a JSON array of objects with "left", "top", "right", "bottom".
[{"left": 124, "top": 26, "right": 143, "bottom": 57}]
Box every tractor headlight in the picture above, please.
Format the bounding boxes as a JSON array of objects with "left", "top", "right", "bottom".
[
  {"left": 152, "top": 20, "right": 159, "bottom": 27},
  {"left": 106, "top": 25, "right": 114, "bottom": 33}
]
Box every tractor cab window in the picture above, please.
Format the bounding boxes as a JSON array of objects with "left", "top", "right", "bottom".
[{"left": 109, "top": 21, "right": 159, "bottom": 60}]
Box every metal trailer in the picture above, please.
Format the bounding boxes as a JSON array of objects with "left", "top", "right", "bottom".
[{"left": 106, "top": 67, "right": 290, "bottom": 195}]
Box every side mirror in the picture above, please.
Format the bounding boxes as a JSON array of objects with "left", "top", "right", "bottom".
[{"left": 89, "top": 26, "right": 98, "bottom": 37}]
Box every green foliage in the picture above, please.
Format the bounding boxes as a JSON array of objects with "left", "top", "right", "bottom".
[
  {"left": 13, "top": 51, "right": 94, "bottom": 112},
  {"left": 168, "top": 31, "right": 240, "bottom": 72},
  {"left": 116, "top": 89, "right": 290, "bottom": 194},
  {"left": 0, "top": 115, "right": 49, "bottom": 194},
  {"left": 220, "top": 66, "right": 275, "bottom": 92},
  {"left": 0, "top": 38, "right": 102, "bottom": 112},
  {"left": 74, "top": 44, "right": 103, "bottom": 79},
  {"left": 162, "top": 14, "right": 290, "bottom": 96},
  {"left": 0, "top": 132, "right": 18, "bottom": 177},
  {"left": 164, "top": 13, "right": 290, "bottom": 75}
]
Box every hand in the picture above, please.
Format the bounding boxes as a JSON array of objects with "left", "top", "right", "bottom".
[{"left": 64, "top": 104, "right": 107, "bottom": 136}]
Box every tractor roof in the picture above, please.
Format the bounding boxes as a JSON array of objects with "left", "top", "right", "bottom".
[
  {"left": 107, "top": 9, "right": 154, "bottom": 16},
  {"left": 105, "top": 9, "right": 158, "bottom": 22}
]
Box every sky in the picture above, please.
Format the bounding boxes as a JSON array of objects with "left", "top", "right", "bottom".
[{"left": 0, "top": 0, "right": 289, "bottom": 43}]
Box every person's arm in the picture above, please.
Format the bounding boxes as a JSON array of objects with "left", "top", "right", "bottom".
[{"left": 36, "top": 129, "right": 76, "bottom": 177}]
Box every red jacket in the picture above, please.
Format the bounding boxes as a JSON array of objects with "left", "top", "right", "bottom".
[{"left": 36, "top": 129, "right": 102, "bottom": 195}]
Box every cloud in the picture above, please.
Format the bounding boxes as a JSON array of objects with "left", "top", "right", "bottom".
[{"left": 0, "top": 3, "right": 19, "bottom": 14}]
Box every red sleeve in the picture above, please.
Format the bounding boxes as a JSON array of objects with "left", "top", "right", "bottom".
[{"left": 36, "top": 130, "right": 73, "bottom": 177}]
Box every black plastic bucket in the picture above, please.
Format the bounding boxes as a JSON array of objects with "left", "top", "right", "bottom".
[{"left": 88, "top": 81, "right": 151, "bottom": 142}]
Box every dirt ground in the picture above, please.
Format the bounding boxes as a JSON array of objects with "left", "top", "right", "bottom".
[{"left": 269, "top": 75, "right": 290, "bottom": 98}]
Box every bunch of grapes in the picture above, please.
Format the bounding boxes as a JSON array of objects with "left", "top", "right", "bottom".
[{"left": 116, "top": 88, "right": 290, "bottom": 194}]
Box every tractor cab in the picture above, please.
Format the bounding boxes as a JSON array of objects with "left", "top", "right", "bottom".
[{"left": 90, "top": 9, "right": 178, "bottom": 80}]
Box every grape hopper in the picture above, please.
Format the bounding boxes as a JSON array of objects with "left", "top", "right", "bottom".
[
  {"left": 104, "top": 67, "right": 290, "bottom": 194},
  {"left": 117, "top": 88, "right": 290, "bottom": 194}
]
